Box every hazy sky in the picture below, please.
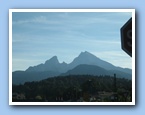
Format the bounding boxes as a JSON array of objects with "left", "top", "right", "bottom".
[{"left": 12, "top": 11, "right": 132, "bottom": 71}]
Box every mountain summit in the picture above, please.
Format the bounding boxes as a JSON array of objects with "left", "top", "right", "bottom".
[
  {"left": 69, "top": 51, "right": 115, "bottom": 71},
  {"left": 79, "top": 51, "right": 95, "bottom": 57},
  {"left": 45, "top": 56, "right": 59, "bottom": 65},
  {"left": 26, "top": 56, "right": 60, "bottom": 72}
]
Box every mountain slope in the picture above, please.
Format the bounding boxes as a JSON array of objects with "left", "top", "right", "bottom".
[
  {"left": 13, "top": 51, "right": 132, "bottom": 85},
  {"left": 25, "top": 51, "right": 131, "bottom": 74}
]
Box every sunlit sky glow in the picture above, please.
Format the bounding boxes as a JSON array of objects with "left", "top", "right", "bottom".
[{"left": 12, "top": 11, "right": 132, "bottom": 71}]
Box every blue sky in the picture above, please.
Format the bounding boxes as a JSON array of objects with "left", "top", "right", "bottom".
[{"left": 12, "top": 11, "right": 132, "bottom": 71}]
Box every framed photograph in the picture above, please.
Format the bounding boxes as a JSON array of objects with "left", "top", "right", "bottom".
[{"left": 9, "top": 9, "right": 135, "bottom": 105}]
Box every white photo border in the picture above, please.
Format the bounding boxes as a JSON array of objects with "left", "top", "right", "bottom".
[{"left": 9, "top": 9, "right": 135, "bottom": 105}]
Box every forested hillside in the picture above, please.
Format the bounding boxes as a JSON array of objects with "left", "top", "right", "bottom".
[{"left": 12, "top": 74, "right": 132, "bottom": 102}]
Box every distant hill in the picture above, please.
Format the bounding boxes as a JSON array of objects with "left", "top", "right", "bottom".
[
  {"left": 61, "top": 64, "right": 110, "bottom": 76},
  {"left": 12, "top": 51, "right": 132, "bottom": 85},
  {"left": 12, "top": 71, "right": 60, "bottom": 85},
  {"left": 61, "top": 64, "right": 131, "bottom": 79}
]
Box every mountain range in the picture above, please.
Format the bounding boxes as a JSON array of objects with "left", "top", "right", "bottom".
[{"left": 12, "top": 51, "right": 132, "bottom": 85}]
